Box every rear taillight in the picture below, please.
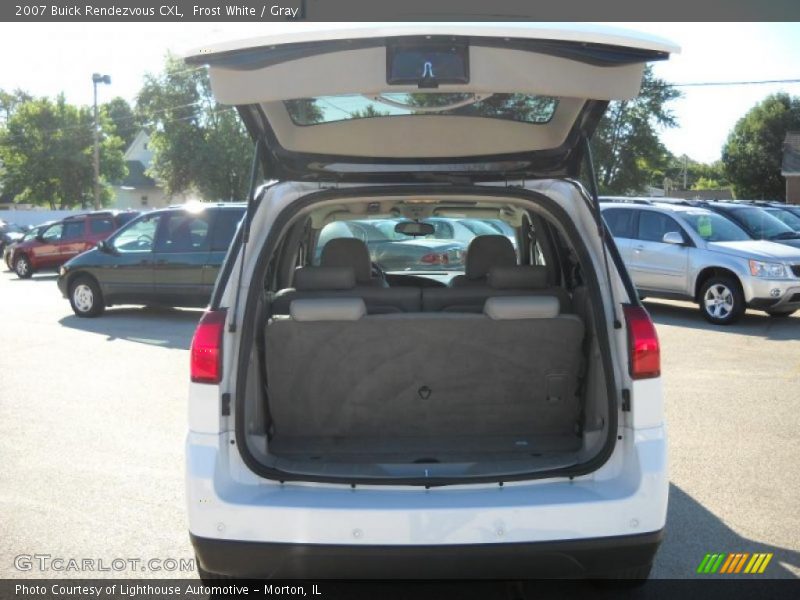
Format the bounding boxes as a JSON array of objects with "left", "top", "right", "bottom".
[
  {"left": 190, "top": 309, "right": 227, "bottom": 384},
  {"left": 420, "top": 252, "right": 441, "bottom": 265},
  {"left": 623, "top": 305, "right": 660, "bottom": 380}
]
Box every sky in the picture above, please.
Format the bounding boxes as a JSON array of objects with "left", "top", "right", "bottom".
[{"left": 0, "top": 22, "right": 799, "bottom": 164}]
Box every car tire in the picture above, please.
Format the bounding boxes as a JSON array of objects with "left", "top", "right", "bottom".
[
  {"left": 68, "top": 276, "right": 105, "bottom": 318},
  {"left": 765, "top": 309, "right": 796, "bottom": 318},
  {"left": 699, "top": 276, "right": 745, "bottom": 325},
  {"left": 14, "top": 255, "right": 33, "bottom": 279}
]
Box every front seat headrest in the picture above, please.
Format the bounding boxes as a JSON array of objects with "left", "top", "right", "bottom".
[
  {"left": 464, "top": 235, "right": 517, "bottom": 281},
  {"left": 320, "top": 238, "right": 373, "bottom": 284}
]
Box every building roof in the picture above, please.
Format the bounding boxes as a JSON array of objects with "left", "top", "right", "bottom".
[
  {"left": 782, "top": 131, "right": 800, "bottom": 175},
  {"left": 119, "top": 160, "right": 156, "bottom": 189}
]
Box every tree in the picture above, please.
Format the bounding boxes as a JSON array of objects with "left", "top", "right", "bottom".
[
  {"left": 722, "top": 93, "right": 800, "bottom": 200},
  {"left": 137, "top": 55, "right": 253, "bottom": 201},
  {"left": 103, "top": 97, "right": 140, "bottom": 148},
  {"left": 0, "top": 88, "right": 32, "bottom": 124},
  {"left": 0, "top": 94, "right": 125, "bottom": 208},
  {"left": 591, "top": 65, "right": 681, "bottom": 194}
]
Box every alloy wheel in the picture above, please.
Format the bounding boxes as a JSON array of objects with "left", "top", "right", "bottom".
[{"left": 704, "top": 284, "right": 734, "bottom": 319}]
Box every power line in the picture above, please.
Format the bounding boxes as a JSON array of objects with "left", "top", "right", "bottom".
[{"left": 668, "top": 78, "right": 800, "bottom": 88}]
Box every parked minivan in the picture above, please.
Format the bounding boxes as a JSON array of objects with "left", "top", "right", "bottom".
[
  {"left": 57, "top": 203, "right": 244, "bottom": 317},
  {"left": 184, "top": 24, "right": 676, "bottom": 581}
]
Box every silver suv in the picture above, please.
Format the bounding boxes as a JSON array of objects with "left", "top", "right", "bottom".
[{"left": 601, "top": 200, "right": 800, "bottom": 324}]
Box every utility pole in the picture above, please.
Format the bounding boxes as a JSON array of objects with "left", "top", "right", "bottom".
[
  {"left": 683, "top": 154, "right": 688, "bottom": 190},
  {"left": 92, "top": 73, "right": 111, "bottom": 210}
]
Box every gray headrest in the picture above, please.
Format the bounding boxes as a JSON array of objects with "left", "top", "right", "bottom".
[
  {"left": 290, "top": 298, "right": 366, "bottom": 322},
  {"left": 484, "top": 296, "right": 560, "bottom": 320},
  {"left": 320, "top": 238, "right": 373, "bottom": 284},
  {"left": 465, "top": 235, "right": 516, "bottom": 280},
  {"left": 293, "top": 266, "right": 355, "bottom": 291},
  {"left": 489, "top": 266, "right": 548, "bottom": 289}
]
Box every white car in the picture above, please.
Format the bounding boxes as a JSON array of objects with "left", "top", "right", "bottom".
[{"left": 184, "top": 24, "right": 675, "bottom": 581}]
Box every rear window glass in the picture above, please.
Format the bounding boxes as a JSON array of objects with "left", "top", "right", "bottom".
[
  {"left": 210, "top": 209, "right": 245, "bottom": 251},
  {"left": 62, "top": 221, "right": 85, "bottom": 241},
  {"left": 285, "top": 93, "right": 558, "bottom": 126},
  {"left": 602, "top": 209, "right": 636, "bottom": 239},
  {"left": 156, "top": 213, "right": 210, "bottom": 253},
  {"left": 89, "top": 217, "right": 115, "bottom": 234},
  {"left": 314, "top": 217, "right": 517, "bottom": 279}
]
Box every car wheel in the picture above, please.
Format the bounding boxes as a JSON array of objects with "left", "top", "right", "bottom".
[
  {"left": 14, "top": 255, "right": 33, "bottom": 279},
  {"left": 68, "top": 276, "right": 105, "bottom": 318},
  {"left": 765, "top": 309, "right": 796, "bottom": 318},
  {"left": 699, "top": 276, "right": 745, "bottom": 325}
]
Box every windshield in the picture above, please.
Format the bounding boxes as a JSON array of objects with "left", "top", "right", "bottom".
[
  {"left": 681, "top": 212, "right": 751, "bottom": 242},
  {"left": 764, "top": 207, "right": 800, "bottom": 232},
  {"left": 1, "top": 223, "right": 25, "bottom": 234},
  {"left": 727, "top": 207, "right": 798, "bottom": 240},
  {"left": 315, "top": 217, "right": 518, "bottom": 282},
  {"left": 286, "top": 93, "right": 558, "bottom": 126}
]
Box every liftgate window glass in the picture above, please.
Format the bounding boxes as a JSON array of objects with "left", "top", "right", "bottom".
[{"left": 386, "top": 40, "right": 470, "bottom": 87}]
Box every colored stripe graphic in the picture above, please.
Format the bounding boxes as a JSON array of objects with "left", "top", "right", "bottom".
[
  {"left": 719, "top": 554, "right": 736, "bottom": 573},
  {"left": 697, "top": 552, "right": 773, "bottom": 575},
  {"left": 758, "top": 554, "right": 773, "bottom": 573}
]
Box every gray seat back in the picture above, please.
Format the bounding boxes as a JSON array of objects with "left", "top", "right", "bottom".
[
  {"left": 271, "top": 266, "right": 421, "bottom": 314},
  {"left": 265, "top": 297, "right": 585, "bottom": 441},
  {"left": 423, "top": 265, "right": 572, "bottom": 313}
]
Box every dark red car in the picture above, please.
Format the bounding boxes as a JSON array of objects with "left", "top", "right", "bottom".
[{"left": 12, "top": 210, "right": 138, "bottom": 279}]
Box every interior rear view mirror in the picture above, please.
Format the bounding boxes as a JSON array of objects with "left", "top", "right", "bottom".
[{"left": 395, "top": 221, "right": 435, "bottom": 237}]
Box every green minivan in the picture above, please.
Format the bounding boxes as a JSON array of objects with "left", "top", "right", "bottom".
[{"left": 57, "top": 203, "right": 245, "bottom": 317}]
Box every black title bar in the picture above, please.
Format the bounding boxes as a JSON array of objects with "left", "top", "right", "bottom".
[{"left": 2, "top": 0, "right": 800, "bottom": 21}]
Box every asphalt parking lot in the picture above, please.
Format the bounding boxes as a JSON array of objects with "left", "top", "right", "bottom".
[{"left": 0, "top": 269, "right": 798, "bottom": 584}]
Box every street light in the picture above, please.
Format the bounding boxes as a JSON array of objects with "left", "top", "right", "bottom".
[{"left": 92, "top": 73, "right": 111, "bottom": 210}]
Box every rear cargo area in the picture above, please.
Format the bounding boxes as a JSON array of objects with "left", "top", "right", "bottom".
[
  {"left": 236, "top": 189, "right": 616, "bottom": 482},
  {"left": 265, "top": 307, "right": 585, "bottom": 467}
]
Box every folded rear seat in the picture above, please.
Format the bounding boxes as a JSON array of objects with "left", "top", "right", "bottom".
[
  {"left": 271, "top": 266, "right": 421, "bottom": 314},
  {"left": 423, "top": 265, "right": 572, "bottom": 313},
  {"left": 265, "top": 296, "right": 585, "bottom": 443}
]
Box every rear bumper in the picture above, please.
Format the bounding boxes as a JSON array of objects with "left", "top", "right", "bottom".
[{"left": 191, "top": 529, "right": 664, "bottom": 579}]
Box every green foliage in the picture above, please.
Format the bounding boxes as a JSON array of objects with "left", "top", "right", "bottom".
[
  {"left": 137, "top": 55, "right": 252, "bottom": 201},
  {"left": 693, "top": 176, "right": 724, "bottom": 190},
  {"left": 721, "top": 93, "right": 800, "bottom": 200},
  {"left": 102, "top": 97, "right": 140, "bottom": 148},
  {"left": 0, "top": 93, "right": 125, "bottom": 209},
  {"left": 592, "top": 65, "right": 681, "bottom": 194},
  {"left": 0, "top": 89, "right": 32, "bottom": 123},
  {"left": 284, "top": 99, "right": 325, "bottom": 124}
]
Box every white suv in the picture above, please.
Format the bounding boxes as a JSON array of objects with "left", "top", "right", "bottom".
[{"left": 184, "top": 24, "right": 675, "bottom": 580}]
